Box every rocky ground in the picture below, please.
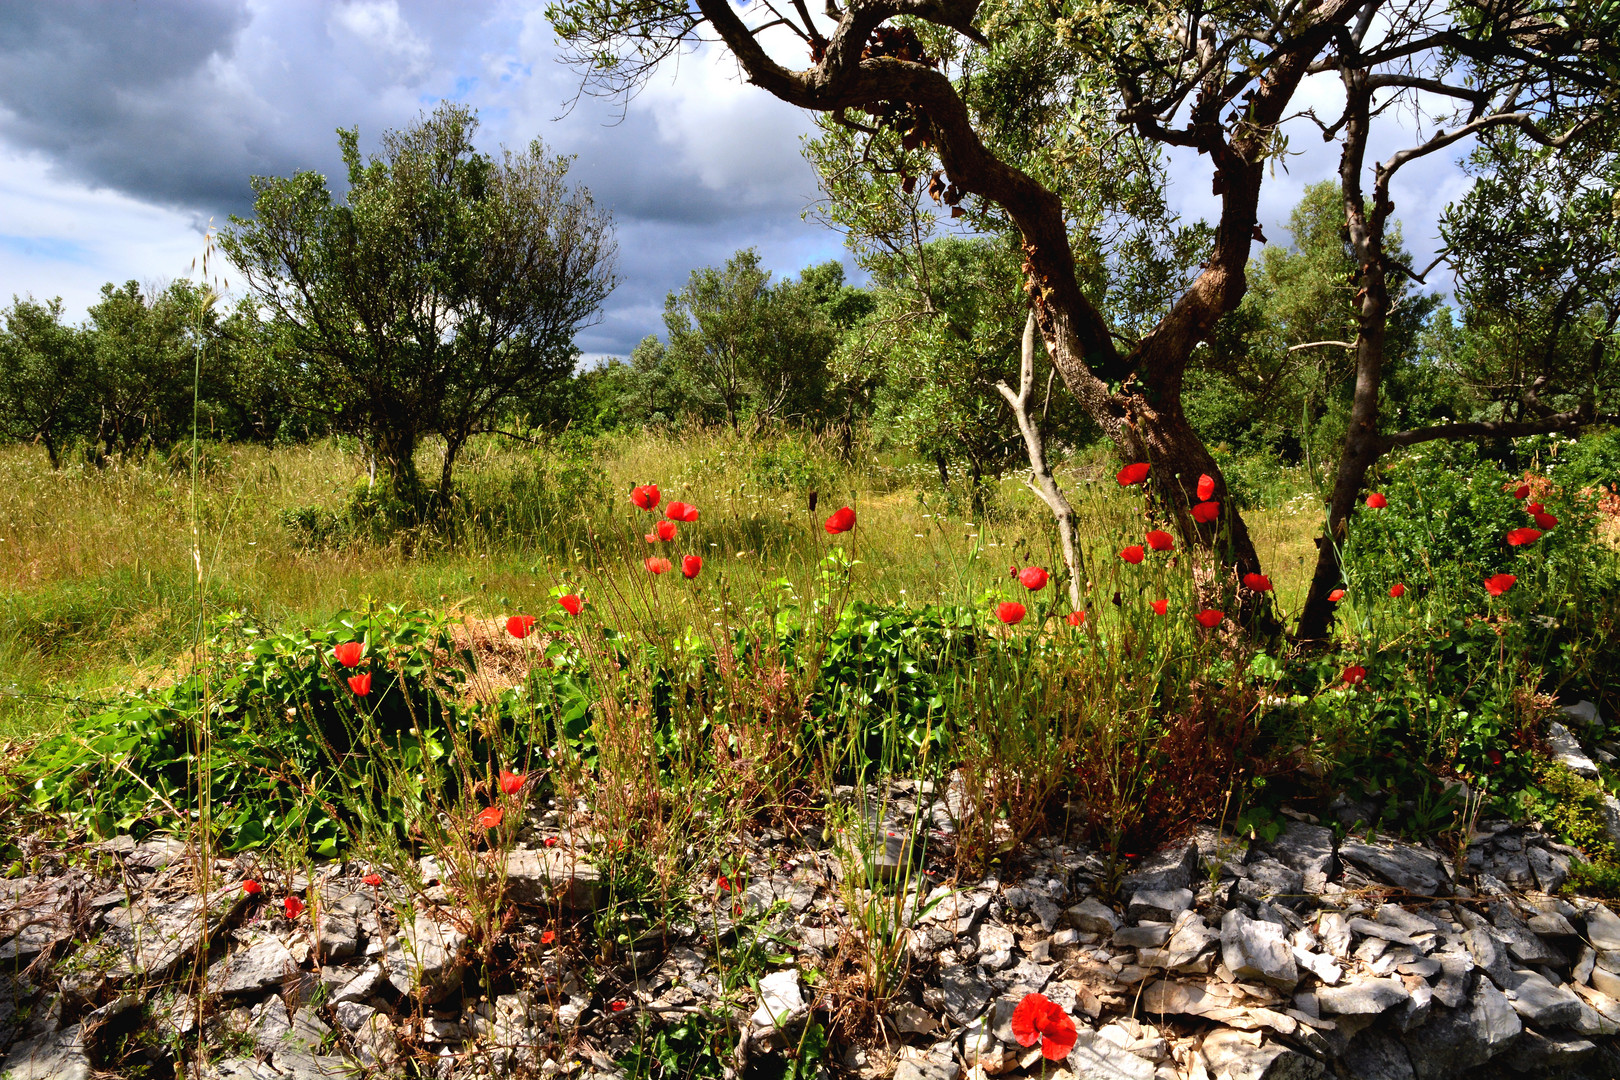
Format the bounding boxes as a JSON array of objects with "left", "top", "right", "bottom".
[{"left": 7, "top": 707, "right": 1620, "bottom": 1079}]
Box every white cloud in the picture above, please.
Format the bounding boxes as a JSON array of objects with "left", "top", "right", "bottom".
[{"left": 328, "top": 1, "right": 433, "bottom": 82}]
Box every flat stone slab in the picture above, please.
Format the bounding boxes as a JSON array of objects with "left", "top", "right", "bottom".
[
  {"left": 1067, "top": 1026, "right": 1156, "bottom": 1080},
  {"left": 1, "top": 1023, "right": 89, "bottom": 1080},
  {"left": 1222, "top": 908, "right": 1299, "bottom": 991},
  {"left": 502, "top": 849, "right": 603, "bottom": 909},
  {"left": 1315, "top": 976, "right": 1410, "bottom": 1016},
  {"left": 384, "top": 914, "right": 469, "bottom": 1003},
  {"left": 1502, "top": 968, "right": 1582, "bottom": 1029},
  {"left": 1338, "top": 840, "right": 1447, "bottom": 896},
  {"left": 99, "top": 884, "right": 248, "bottom": 984},
  {"left": 209, "top": 934, "right": 297, "bottom": 996}
]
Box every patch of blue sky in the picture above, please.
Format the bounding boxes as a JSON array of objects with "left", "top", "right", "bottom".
[{"left": 0, "top": 234, "right": 89, "bottom": 264}]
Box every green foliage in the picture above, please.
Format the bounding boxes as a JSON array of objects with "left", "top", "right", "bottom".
[
  {"left": 15, "top": 606, "right": 505, "bottom": 855},
  {"left": 221, "top": 102, "right": 617, "bottom": 510},
  {"left": 661, "top": 251, "right": 843, "bottom": 431},
  {"left": 1343, "top": 442, "right": 1597, "bottom": 595},
  {"left": 1521, "top": 758, "right": 1617, "bottom": 862},
  {"left": 0, "top": 297, "right": 92, "bottom": 467}
]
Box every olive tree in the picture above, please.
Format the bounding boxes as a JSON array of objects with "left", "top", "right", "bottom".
[{"left": 222, "top": 102, "right": 617, "bottom": 511}]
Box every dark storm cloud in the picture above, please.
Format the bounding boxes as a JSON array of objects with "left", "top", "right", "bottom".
[{"left": 0, "top": 1, "right": 860, "bottom": 353}]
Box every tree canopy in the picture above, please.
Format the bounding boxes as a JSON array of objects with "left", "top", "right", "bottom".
[{"left": 221, "top": 101, "right": 618, "bottom": 510}]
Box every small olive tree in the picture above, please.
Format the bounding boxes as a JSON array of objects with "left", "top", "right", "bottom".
[{"left": 222, "top": 102, "right": 618, "bottom": 511}]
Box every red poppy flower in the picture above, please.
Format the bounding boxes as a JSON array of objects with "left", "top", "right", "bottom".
[
  {"left": 1534, "top": 512, "right": 1558, "bottom": 530},
  {"left": 1150, "top": 599, "right": 1168, "bottom": 616},
  {"left": 499, "top": 770, "right": 526, "bottom": 795},
  {"left": 361, "top": 873, "right": 382, "bottom": 887},
  {"left": 656, "top": 520, "right": 679, "bottom": 542},
  {"left": 1116, "top": 462, "right": 1151, "bottom": 486},
  {"left": 1120, "top": 545, "right": 1146, "bottom": 564},
  {"left": 1514, "top": 483, "right": 1531, "bottom": 499},
  {"left": 541, "top": 929, "right": 556, "bottom": 944},
  {"left": 681, "top": 555, "right": 703, "bottom": 579},
  {"left": 644, "top": 556, "right": 672, "bottom": 575},
  {"left": 1242, "top": 572, "right": 1273, "bottom": 592},
  {"left": 1145, "top": 530, "right": 1174, "bottom": 552},
  {"left": 1328, "top": 589, "right": 1346, "bottom": 602},
  {"left": 995, "top": 601, "right": 1027, "bottom": 625},
  {"left": 506, "top": 614, "right": 537, "bottom": 638},
  {"left": 1342, "top": 664, "right": 1367, "bottom": 685},
  {"left": 1197, "top": 473, "right": 1215, "bottom": 501},
  {"left": 1195, "top": 609, "right": 1224, "bottom": 629},
  {"left": 559, "top": 594, "right": 584, "bottom": 616},
  {"left": 666, "top": 501, "right": 699, "bottom": 522},
  {"left": 242, "top": 879, "right": 262, "bottom": 895},
  {"left": 1365, "top": 492, "right": 1388, "bottom": 509},
  {"left": 1506, "top": 527, "right": 1542, "bottom": 547},
  {"left": 1525, "top": 501, "right": 1544, "bottom": 514},
  {"left": 283, "top": 896, "right": 304, "bottom": 920},
  {"left": 824, "top": 506, "right": 857, "bottom": 534},
  {"left": 610, "top": 1000, "right": 628, "bottom": 1012},
  {"left": 348, "top": 673, "right": 372, "bottom": 697},
  {"left": 476, "top": 805, "right": 503, "bottom": 830},
  {"left": 1485, "top": 573, "right": 1517, "bottom": 597},
  {"left": 332, "top": 642, "right": 363, "bottom": 668},
  {"left": 631, "top": 484, "right": 661, "bottom": 510},
  {"left": 1191, "top": 500, "right": 1220, "bottom": 524},
  {"left": 1488, "top": 749, "right": 1504, "bottom": 766},
  {"left": 1390, "top": 583, "right": 1407, "bottom": 598},
  {"left": 1010, "top": 992, "right": 1078, "bottom": 1061},
  {"left": 1018, "top": 566, "right": 1049, "bottom": 591},
  {"left": 544, "top": 837, "right": 558, "bottom": 848},
  {"left": 1066, "top": 611, "right": 1086, "bottom": 627}
]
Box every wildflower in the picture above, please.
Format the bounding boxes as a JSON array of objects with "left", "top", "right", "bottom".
[
  {"left": 1191, "top": 501, "right": 1220, "bottom": 524},
  {"left": 242, "top": 879, "right": 262, "bottom": 895},
  {"left": 1116, "top": 462, "right": 1150, "bottom": 486},
  {"left": 1506, "top": 527, "right": 1541, "bottom": 547},
  {"left": 506, "top": 614, "right": 537, "bottom": 638},
  {"left": 1197, "top": 473, "right": 1215, "bottom": 501},
  {"left": 1066, "top": 611, "right": 1086, "bottom": 627},
  {"left": 631, "top": 484, "right": 661, "bottom": 510},
  {"left": 1485, "top": 573, "right": 1517, "bottom": 597},
  {"left": 499, "top": 770, "right": 526, "bottom": 795},
  {"left": 1534, "top": 512, "right": 1558, "bottom": 530},
  {"left": 476, "top": 806, "right": 503, "bottom": 830},
  {"left": 1242, "top": 572, "right": 1272, "bottom": 592},
  {"left": 1342, "top": 665, "right": 1367, "bottom": 685},
  {"left": 1195, "top": 610, "right": 1224, "bottom": 629},
  {"left": 544, "top": 837, "right": 558, "bottom": 848},
  {"left": 361, "top": 873, "right": 382, "bottom": 887},
  {"left": 995, "top": 601, "right": 1027, "bottom": 625},
  {"left": 610, "top": 1000, "right": 628, "bottom": 1012},
  {"left": 1010, "top": 992, "right": 1078, "bottom": 1061},
  {"left": 558, "top": 594, "right": 584, "bottom": 616},
  {"left": 1150, "top": 599, "right": 1168, "bottom": 616},
  {"left": 1119, "top": 545, "right": 1146, "bottom": 564},
  {"left": 1366, "top": 492, "right": 1388, "bottom": 509},
  {"left": 347, "top": 673, "right": 372, "bottom": 697},
  {"left": 1018, "top": 566, "right": 1049, "bottom": 591},
  {"left": 655, "top": 520, "right": 678, "bottom": 542},
  {"left": 283, "top": 896, "right": 304, "bottom": 920},
  {"left": 717, "top": 875, "right": 731, "bottom": 891},
  {"left": 1514, "top": 483, "right": 1530, "bottom": 499},
  {"left": 665, "top": 501, "right": 695, "bottom": 522},
  {"left": 1390, "top": 583, "right": 1407, "bottom": 598},
  {"left": 332, "top": 642, "right": 363, "bottom": 668},
  {"left": 1145, "top": 530, "right": 1174, "bottom": 552},
  {"left": 1525, "top": 501, "right": 1544, "bottom": 514},
  {"left": 541, "top": 929, "right": 556, "bottom": 944},
  {"left": 824, "top": 506, "right": 857, "bottom": 534},
  {"left": 644, "top": 556, "right": 672, "bottom": 575},
  {"left": 1328, "top": 589, "right": 1346, "bottom": 602},
  {"left": 682, "top": 555, "right": 703, "bottom": 579}
]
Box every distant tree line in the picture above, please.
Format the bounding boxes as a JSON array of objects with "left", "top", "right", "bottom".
[{"left": 2, "top": 99, "right": 1616, "bottom": 541}]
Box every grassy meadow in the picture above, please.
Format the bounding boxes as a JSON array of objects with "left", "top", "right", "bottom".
[{"left": 0, "top": 432, "right": 1326, "bottom": 741}]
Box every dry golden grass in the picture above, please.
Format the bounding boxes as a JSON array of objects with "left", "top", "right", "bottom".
[{"left": 0, "top": 434, "right": 1329, "bottom": 738}]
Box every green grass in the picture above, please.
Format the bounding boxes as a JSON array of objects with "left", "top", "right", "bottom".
[{"left": 0, "top": 432, "right": 1334, "bottom": 741}]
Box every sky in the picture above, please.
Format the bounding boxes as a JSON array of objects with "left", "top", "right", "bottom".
[{"left": 0, "top": 0, "right": 1472, "bottom": 360}]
